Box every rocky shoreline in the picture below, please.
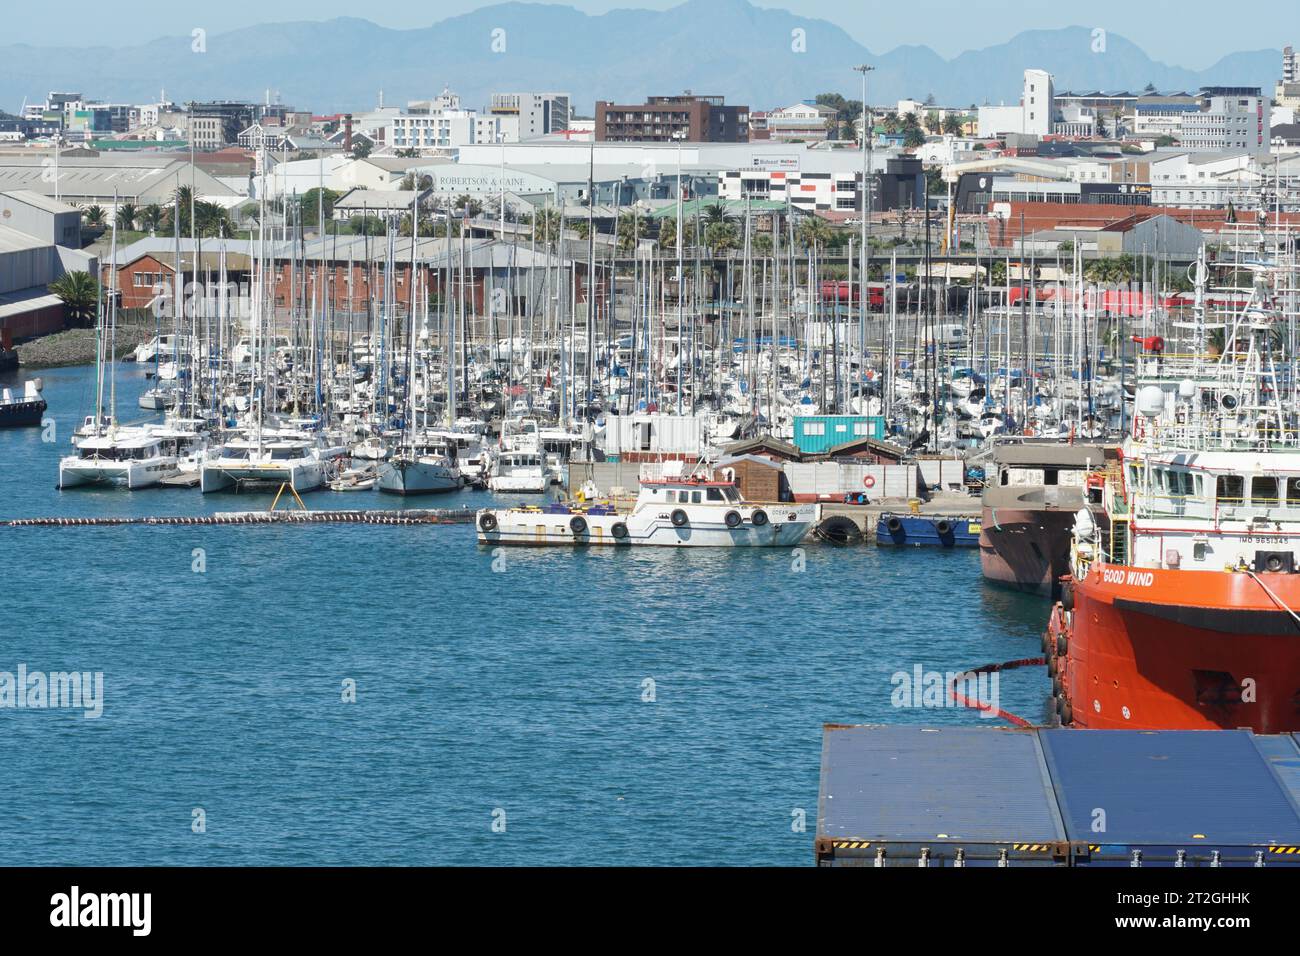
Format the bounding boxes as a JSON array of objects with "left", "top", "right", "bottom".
[{"left": 15, "top": 322, "right": 153, "bottom": 369}]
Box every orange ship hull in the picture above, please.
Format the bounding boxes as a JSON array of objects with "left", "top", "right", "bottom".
[{"left": 1046, "top": 563, "right": 1300, "bottom": 732}]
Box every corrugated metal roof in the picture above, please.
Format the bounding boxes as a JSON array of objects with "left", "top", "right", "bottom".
[
  {"left": 1041, "top": 729, "right": 1300, "bottom": 847},
  {"left": 817, "top": 725, "right": 1066, "bottom": 844},
  {"left": 0, "top": 223, "right": 45, "bottom": 254}
]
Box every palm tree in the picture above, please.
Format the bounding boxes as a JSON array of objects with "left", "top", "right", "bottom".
[
  {"left": 195, "top": 201, "right": 235, "bottom": 238},
  {"left": 703, "top": 220, "right": 739, "bottom": 255},
  {"left": 115, "top": 203, "right": 138, "bottom": 231},
  {"left": 616, "top": 211, "right": 644, "bottom": 253},
  {"left": 453, "top": 194, "right": 483, "bottom": 218},
  {"left": 525, "top": 208, "right": 562, "bottom": 244},
  {"left": 82, "top": 205, "right": 106, "bottom": 229},
  {"left": 139, "top": 204, "right": 164, "bottom": 233},
  {"left": 49, "top": 270, "right": 100, "bottom": 328},
  {"left": 798, "top": 215, "right": 834, "bottom": 252},
  {"left": 702, "top": 202, "right": 730, "bottom": 225},
  {"left": 657, "top": 215, "right": 678, "bottom": 250},
  {"left": 942, "top": 114, "right": 963, "bottom": 136}
]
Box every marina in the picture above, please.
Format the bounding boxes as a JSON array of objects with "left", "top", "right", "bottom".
[{"left": 4, "top": 2, "right": 1300, "bottom": 906}]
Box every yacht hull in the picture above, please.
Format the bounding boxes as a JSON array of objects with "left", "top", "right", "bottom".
[
  {"left": 377, "top": 459, "right": 461, "bottom": 495},
  {"left": 478, "top": 504, "right": 815, "bottom": 547}
]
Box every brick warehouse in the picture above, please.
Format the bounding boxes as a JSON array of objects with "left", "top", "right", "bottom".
[{"left": 103, "top": 236, "right": 597, "bottom": 324}]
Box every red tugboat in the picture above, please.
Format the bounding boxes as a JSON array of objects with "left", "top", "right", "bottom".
[{"left": 1046, "top": 248, "right": 1300, "bottom": 732}]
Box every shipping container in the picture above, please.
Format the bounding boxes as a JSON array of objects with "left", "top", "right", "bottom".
[
  {"left": 1040, "top": 729, "right": 1300, "bottom": 867},
  {"left": 817, "top": 725, "right": 1300, "bottom": 867},
  {"left": 792, "top": 415, "right": 887, "bottom": 454},
  {"left": 816, "top": 725, "right": 1072, "bottom": 867}
]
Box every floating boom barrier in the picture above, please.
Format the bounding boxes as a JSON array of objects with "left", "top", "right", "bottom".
[{"left": 4, "top": 509, "right": 477, "bottom": 528}]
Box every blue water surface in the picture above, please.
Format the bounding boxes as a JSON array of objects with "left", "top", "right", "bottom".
[{"left": 0, "top": 362, "right": 1050, "bottom": 865}]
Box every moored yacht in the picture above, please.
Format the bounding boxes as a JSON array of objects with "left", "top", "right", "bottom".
[
  {"left": 377, "top": 434, "right": 461, "bottom": 495},
  {"left": 199, "top": 433, "right": 336, "bottom": 493},
  {"left": 58, "top": 426, "right": 179, "bottom": 489}
]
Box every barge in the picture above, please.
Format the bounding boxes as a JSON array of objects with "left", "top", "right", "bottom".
[{"left": 817, "top": 724, "right": 1300, "bottom": 867}]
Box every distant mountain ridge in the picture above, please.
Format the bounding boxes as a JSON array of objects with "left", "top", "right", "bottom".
[{"left": 0, "top": 0, "right": 1283, "bottom": 115}]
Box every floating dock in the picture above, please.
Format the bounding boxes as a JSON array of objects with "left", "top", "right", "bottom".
[
  {"left": 816, "top": 725, "right": 1300, "bottom": 867},
  {"left": 4, "top": 508, "right": 477, "bottom": 527},
  {"left": 874, "top": 512, "right": 980, "bottom": 548}
]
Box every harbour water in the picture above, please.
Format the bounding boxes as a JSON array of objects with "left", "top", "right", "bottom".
[{"left": 0, "top": 362, "right": 1048, "bottom": 865}]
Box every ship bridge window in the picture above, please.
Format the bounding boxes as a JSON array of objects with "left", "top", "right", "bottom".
[
  {"left": 707, "top": 487, "right": 724, "bottom": 501},
  {"left": 691, "top": 491, "right": 702, "bottom": 504},
  {"left": 1251, "top": 476, "right": 1279, "bottom": 506},
  {"left": 1288, "top": 478, "right": 1300, "bottom": 507},
  {"left": 1216, "top": 474, "right": 1244, "bottom": 505}
]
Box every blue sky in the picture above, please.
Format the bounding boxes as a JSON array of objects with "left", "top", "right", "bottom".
[{"left": 6, "top": 0, "right": 1296, "bottom": 69}]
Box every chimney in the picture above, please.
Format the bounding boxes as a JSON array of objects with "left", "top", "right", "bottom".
[{"left": 344, "top": 113, "right": 353, "bottom": 151}]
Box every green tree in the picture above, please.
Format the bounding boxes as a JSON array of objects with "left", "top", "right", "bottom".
[
  {"left": 115, "top": 203, "right": 138, "bottom": 231},
  {"left": 139, "top": 204, "right": 164, "bottom": 232},
  {"left": 903, "top": 126, "right": 926, "bottom": 148},
  {"left": 349, "top": 215, "right": 386, "bottom": 236},
  {"left": 702, "top": 202, "right": 731, "bottom": 225},
  {"left": 525, "top": 208, "right": 562, "bottom": 244},
  {"left": 298, "top": 187, "right": 343, "bottom": 231},
  {"left": 194, "top": 201, "right": 235, "bottom": 238},
  {"left": 797, "top": 214, "right": 834, "bottom": 252},
  {"left": 351, "top": 139, "right": 373, "bottom": 160},
  {"left": 942, "top": 114, "right": 963, "bottom": 136},
  {"left": 82, "top": 204, "right": 106, "bottom": 228},
  {"left": 704, "top": 220, "right": 739, "bottom": 254},
  {"left": 50, "top": 270, "right": 99, "bottom": 327},
  {"left": 616, "top": 211, "right": 645, "bottom": 253},
  {"left": 454, "top": 194, "right": 483, "bottom": 218}
]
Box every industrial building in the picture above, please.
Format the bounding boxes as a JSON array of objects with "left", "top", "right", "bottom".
[{"left": 0, "top": 191, "right": 97, "bottom": 340}]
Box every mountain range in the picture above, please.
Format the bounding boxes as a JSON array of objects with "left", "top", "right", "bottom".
[{"left": 0, "top": 0, "right": 1284, "bottom": 115}]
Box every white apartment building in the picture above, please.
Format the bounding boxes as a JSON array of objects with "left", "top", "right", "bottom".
[
  {"left": 1181, "top": 95, "right": 1266, "bottom": 153},
  {"left": 978, "top": 69, "right": 1055, "bottom": 137},
  {"left": 489, "top": 93, "right": 570, "bottom": 139},
  {"left": 1147, "top": 151, "right": 1300, "bottom": 208},
  {"left": 390, "top": 88, "right": 519, "bottom": 149},
  {"left": 1023, "top": 69, "right": 1054, "bottom": 136}
]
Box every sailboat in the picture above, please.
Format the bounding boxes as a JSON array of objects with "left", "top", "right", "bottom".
[{"left": 59, "top": 212, "right": 179, "bottom": 489}]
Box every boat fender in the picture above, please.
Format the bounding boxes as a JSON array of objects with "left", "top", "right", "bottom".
[
  {"left": 671, "top": 509, "right": 689, "bottom": 528},
  {"left": 1060, "top": 583, "right": 1074, "bottom": 611},
  {"left": 1055, "top": 634, "right": 1068, "bottom": 657},
  {"left": 886, "top": 516, "right": 903, "bottom": 535},
  {"left": 724, "top": 510, "right": 742, "bottom": 528},
  {"left": 1060, "top": 699, "right": 1073, "bottom": 725},
  {"left": 751, "top": 509, "right": 769, "bottom": 527},
  {"left": 935, "top": 519, "right": 952, "bottom": 535},
  {"left": 478, "top": 512, "right": 498, "bottom": 532},
  {"left": 569, "top": 515, "right": 587, "bottom": 534},
  {"left": 611, "top": 521, "right": 628, "bottom": 539},
  {"left": 1047, "top": 655, "right": 1057, "bottom": 677},
  {"left": 1051, "top": 676, "right": 1062, "bottom": 698}
]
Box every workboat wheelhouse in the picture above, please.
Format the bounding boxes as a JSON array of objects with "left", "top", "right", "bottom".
[
  {"left": 477, "top": 472, "right": 815, "bottom": 547},
  {"left": 1046, "top": 247, "right": 1300, "bottom": 733}
]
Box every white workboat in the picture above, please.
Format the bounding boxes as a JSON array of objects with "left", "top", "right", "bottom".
[{"left": 477, "top": 475, "right": 815, "bottom": 547}]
